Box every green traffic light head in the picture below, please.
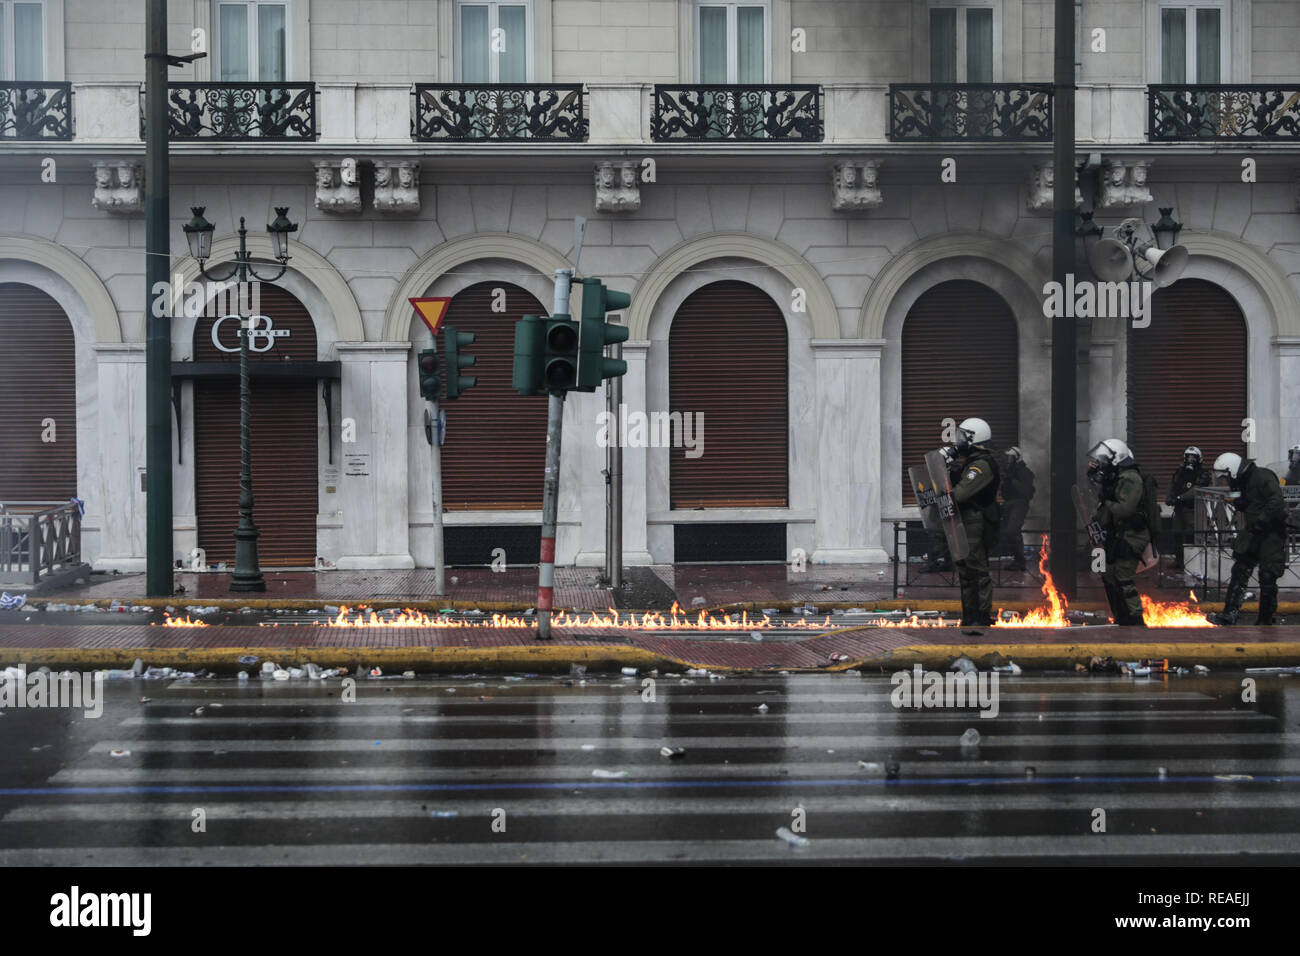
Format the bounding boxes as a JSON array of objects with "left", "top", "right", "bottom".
[{"left": 579, "top": 278, "right": 631, "bottom": 321}]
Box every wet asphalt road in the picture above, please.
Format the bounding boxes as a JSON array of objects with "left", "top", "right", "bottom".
[{"left": 1, "top": 672, "right": 1299, "bottom": 865}]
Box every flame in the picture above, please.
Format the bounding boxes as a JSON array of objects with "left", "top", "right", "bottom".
[
  {"left": 1140, "top": 590, "right": 1213, "bottom": 627},
  {"left": 157, "top": 601, "right": 832, "bottom": 631},
  {"left": 995, "top": 535, "right": 1068, "bottom": 627},
  {"left": 162, "top": 612, "right": 208, "bottom": 627}
]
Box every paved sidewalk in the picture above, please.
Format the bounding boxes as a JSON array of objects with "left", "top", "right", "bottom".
[{"left": 11, "top": 562, "right": 1278, "bottom": 613}]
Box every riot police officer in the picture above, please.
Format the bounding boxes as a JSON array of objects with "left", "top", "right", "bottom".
[
  {"left": 1210, "top": 454, "right": 1288, "bottom": 625},
  {"left": 996, "top": 446, "right": 1035, "bottom": 571},
  {"left": 950, "top": 418, "right": 1001, "bottom": 627},
  {"left": 1167, "top": 446, "right": 1211, "bottom": 570},
  {"left": 1088, "top": 439, "right": 1150, "bottom": 627},
  {"left": 1285, "top": 445, "right": 1300, "bottom": 488}
]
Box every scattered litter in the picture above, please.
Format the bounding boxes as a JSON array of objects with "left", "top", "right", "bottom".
[
  {"left": 1193, "top": 664, "right": 1210, "bottom": 676},
  {"left": 272, "top": 669, "right": 290, "bottom": 681},
  {"left": 109, "top": 749, "right": 131, "bottom": 758},
  {"left": 1214, "top": 774, "right": 1254, "bottom": 781},
  {"left": 690, "top": 597, "right": 706, "bottom": 606},
  {"left": 1024, "top": 767, "right": 1037, "bottom": 779},
  {"left": 844, "top": 669, "right": 861, "bottom": 676},
  {"left": 952, "top": 657, "right": 977, "bottom": 674},
  {"left": 756, "top": 703, "right": 769, "bottom": 713},
  {"left": 660, "top": 746, "right": 685, "bottom": 759},
  {"left": 685, "top": 668, "right": 709, "bottom": 677},
  {"left": 775, "top": 827, "right": 810, "bottom": 848},
  {"left": 580, "top": 744, "right": 597, "bottom": 751},
  {"left": 959, "top": 728, "right": 981, "bottom": 748},
  {"left": 756, "top": 689, "right": 779, "bottom": 695},
  {"left": 620, "top": 667, "right": 638, "bottom": 676},
  {"left": 0, "top": 592, "right": 26, "bottom": 610},
  {"left": 192, "top": 707, "right": 205, "bottom": 717},
  {"left": 370, "top": 667, "right": 383, "bottom": 678},
  {"left": 992, "top": 661, "right": 1022, "bottom": 675},
  {"left": 678, "top": 679, "right": 694, "bottom": 685},
  {"left": 403, "top": 671, "right": 415, "bottom": 679},
  {"left": 139, "top": 697, "right": 152, "bottom": 704},
  {"left": 503, "top": 676, "right": 524, "bottom": 682},
  {"left": 305, "top": 663, "right": 322, "bottom": 680},
  {"left": 592, "top": 769, "right": 629, "bottom": 779},
  {"left": 429, "top": 810, "right": 458, "bottom": 818},
  {"left": 762, "top": 608, "right": 780, "bottom": 616},
  {"left": 858, "top": 761, "right": 881, "bottom": 772},
  {"left": 1157, "top": 767, "right": 1168, "bottom": 779},
  {"left": 843, "top": 608, "right": 868, "bottom": 616},
  {"left": 1244, "top": 666, "right": 1300, "bottom": 675},
  {"left": 237, "top": 671, "right": 249, "bottom": 681},
  {"left": 237, "top": 655, "right": 259, "bottom": 666},
  {"left": 445, "top": 688, "right": 456, "bottom": 694},
  {"left": 261, "top": 662, "right": 277, "bottom": 677},
  {"left": 885, "top": 761, "right": 901, "bottom": 780},
  {"left": 569, "top": 664, "right": 587, "bottom": 676},
  {"left": 918, "top": 749, "right": 940, "bottom": 756},
  {"left": 828, "top": 653, "right": 850, "bottom": 663},
  {"left": 287, "top": 668, "right": 304, "bottom": 679},
  {"left": 750, "top": 632, "right": 763, "bottom": 642},
  {"left": 1086, "top": 656, "right": 1119, "bottom": 674}
]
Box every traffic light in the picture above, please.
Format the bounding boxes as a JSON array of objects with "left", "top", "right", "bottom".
[
  {"left": 543, "top": 316, "right": 580, "bottom": 391},
  {"left": 443, "top": 325, "right": 477, "bottom": 399},
  {"left": 513, "top": 314, "right": 545, "bottom": 396},
  {"left": 575, "top": 278, "right": 631, "bottom": 391},
  {"left": 417, "top": 348, "right": 440, "bottom": 401}
]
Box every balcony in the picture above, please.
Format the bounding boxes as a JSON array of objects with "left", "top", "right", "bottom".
[
  {"left": 1148, "top": 85, "right": 1300, "bottom": 141},
  {"left": 412, "top": 84, "right": 588, "bottom": 142},
  {"left": 889, "top": 83, "right": 1053, "bottom": 142},
  {"left": 0, "top": 83, "right": 73, "bottom": 140},
  {"left": 651, "top": 85, "right": 822, "bottom": 142},
  {"left": 148, "top": 82, "right": 317, "bottom": 141}
]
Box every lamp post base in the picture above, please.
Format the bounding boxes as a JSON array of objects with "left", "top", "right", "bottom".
[{"left": 230, "top": 526, "right": 266, "bottom": 592}]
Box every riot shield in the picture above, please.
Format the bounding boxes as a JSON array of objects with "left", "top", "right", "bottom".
[
  {"left": 909, "top": 465, "right": 941, "bottom": 532},
  {"left": 924, "top": 448, "right": 969, "bottom": 562}
]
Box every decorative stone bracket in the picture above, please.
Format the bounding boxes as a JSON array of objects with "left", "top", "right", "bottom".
[
  {"left": 1098, "top": 158, "right": 1153, "bottom": 208},
  {"left": 313, "top": 158, "right": 361, "bottom": 214},
  {"left": 91, "top": 160, "right": 143, "bottom": 214},
  {"left": 831, "top": 160, "right": 882, "bottom": 212},
  {"left": 594, "top": 160, "right": 640, "bottom": 212},
  {"left": 1025, "top": 162, "right": 1083, "bottom": 213},
  {"left": 373, "top": 160, "right": 420, "bottom": 214}
]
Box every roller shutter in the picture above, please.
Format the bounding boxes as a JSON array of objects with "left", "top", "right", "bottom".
[
  {"left": 194, "top": 285, "right": 318, "bottom": 566},
  {"left": 901, "top": 280, "right": 1019, "bottom": 503},
  {"left": 669, "top": 281, "right": 788, "bottom": 508},
  {"left": 436, "top": 282, "right": 549, "bottom": 510},
  {"left": 1129, "top": 278, "right": 1246, "bottom": 481},
  {"left": 0, "top": 284, "right": 77, "bottom": 502}
]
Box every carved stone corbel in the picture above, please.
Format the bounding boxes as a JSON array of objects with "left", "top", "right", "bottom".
[
  {"left": 830, "top": 160, "right": 882, "bottom": 212},
  {"left": 594, "top": 160, "right": 640, "bottom": 212},
  {"left": 373, "top": 160, "right": 420, "bottom": 214},
  {"left": 91, "top": 159, "right": 144, "bottom": 214},
  {"left": 1025, "top": 162, "right": 1083, "bottom": 213},
  {"left": 313, "top": 159, "right": 361, "bottom": 214}
]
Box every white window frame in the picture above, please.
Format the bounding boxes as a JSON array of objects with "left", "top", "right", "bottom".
[
  {"left": 0, "top": 0, "right": 45, "bottom": 81},
  {"left": 927, "top": 0, "right": 1002, "bottom": 83},
  {"left": 694, "top": 1, "right": 771, "bottom": 84},
  {"left": 1155, "top": 0, "right": 1230, "bottom": 84},
  {"left": 455, "top": 1, "right": 534, "bottom": 83},
  {"left": 213, "top": 0, "right": 291, "bottom": 83}
]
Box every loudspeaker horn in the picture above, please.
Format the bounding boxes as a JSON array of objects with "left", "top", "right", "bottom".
[
  {"left": 1140, "top": 243, "right": 1188, "bottom": 288},
  {"left": 1087, "top": 238, "right": 1134, "bottom": 282}
]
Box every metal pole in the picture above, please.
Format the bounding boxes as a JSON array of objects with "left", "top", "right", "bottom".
[
  {"left": 604, "top": 369, "right": 613, "bottom": 585},
  {"left": 430, "top": 330, "right": 445, "bottom": 597},
  {"left": 144, "top": 0, "right": 173, "bottom": 596},
  {"left": 229, "top": 221, "right": 265, "bottom": 591},
  {"left": 1050, "top": 0, "right": 1078, "bottom": 599},
  {"left": 537, "top": 269, "right": 572, "bottom": 640},
  {"left": 610, "top": 339, "right": 623, "bottom": 591}
]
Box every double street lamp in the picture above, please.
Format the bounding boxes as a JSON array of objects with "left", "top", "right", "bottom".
[{"left": 183, "top": 206, "right": 298, "bottom": 592}]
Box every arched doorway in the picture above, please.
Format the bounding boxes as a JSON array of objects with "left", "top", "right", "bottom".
[
  {"left": 192, "top": 285, "right": 319, "bottom": 566},
  {"left": 433, "top": 281, "right": 549, "bottom": 563},
  {"left": 1129, "top": 278, "right": 1247, "bottom": 478},
  {"left": 901, "top": 279, "right": 1019, "bottom": 502},
  {"left": 669, "top": 280, "right": 788, "bottom": 560},
  {"left": 0, "top": 283, "right": 77, "bottom": 501}
]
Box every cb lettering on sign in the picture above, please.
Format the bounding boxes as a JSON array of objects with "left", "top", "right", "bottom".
[{"left": 211, "top": 314, "right": 291, "bottom": 354}]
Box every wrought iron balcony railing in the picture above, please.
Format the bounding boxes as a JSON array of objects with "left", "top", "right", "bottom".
[
  {"left": 651, "top": 85, "right": 822, "bottom": 141},
  {"left": 889, "top": 83, "right": 1053, "bottom": 141},
  {"left": 0, "top": 83, "right": 73, "bottom": 140},
  {"left": 412, "top": 84, "right": 588, "bottom": 141},
  {"left": 1148, "top": 85, "right": 1300, "bottom": 141},
  {"left": 146, "top": 82, "right": 317, "bottom": 141}
]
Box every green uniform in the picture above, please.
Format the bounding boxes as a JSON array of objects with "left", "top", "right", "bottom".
[
  {"left": 1167, "top": 464, "right": 1210, "bottom": 568},
  {"left": 1221, "top": 463, "right": 1289, "bottom": 624},
  {"left": 1097, "top": 466, "right": 1151, "bottom": 626},
  {"left": 951, "top": 445, "right": 1000, "bottom": 625},
  {"left": 996, "top": 459, "right": 1035, "bottom": 566}
]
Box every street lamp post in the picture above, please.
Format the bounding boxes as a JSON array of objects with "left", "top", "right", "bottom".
[{"left": 183, "top": 206, "right": 298, "bottom": 592}]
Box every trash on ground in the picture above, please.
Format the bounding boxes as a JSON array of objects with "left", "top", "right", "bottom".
[
  {"left": 918, "top": 749, "right": 940, "bottom": 756},
  {"left": 775, "top": 827, "right": 810, "bottom": 848},
  {"left": 429, "top": 810, "right": 458, "bottom": 818},
  {"left": 756, "top": 703, "right": 769, "bottom": 713},
  {"left": 750, "top": 632, "right": 763, "bottom": 641},
  {"left": 1214, "top": 774, "right": 1254, "bottom": 781},
  {"left": 591, "top": 769, "right": 630, "bottom": 779},
  {"left": 885, "top": 761, "right": 901, "bottom": 780},
  {"left": 952, "top": 657, "right": 977, "bottom": 674},
  {"left": 828, "top": 653, "right": 850, "bottom": 662},
  {"left": 685, "top": 668, "right": 709, "bottom": 677},
  {"left": 620, "top": 667, "right": 638, "bottom": 676},
  {"left": 660, "top": 746, "right": 685, "bottom": 758},
  {"left": 959, "top": 728, "right": 981, "bottom": 748},
  {"left": 109, "top": 749, "right": 131, "bottom": 758},
  {"left": 992, "top": 661, "right": 1022, "bottom": 675},
  {"left": 1244, "top": 666, "right": 1300, "bottom": 675},
  {"left": 569, "top": 664, "right": 587, "bottom": 676},
  {"left": 1024, "top": 767, "right": 1037, "bottom": 779},
  {"left": 1193, "top": 664, "right": 1211, "bottom": 676},
  {"left": 858, "top": 761, "right": 881, "bottom": 772}
]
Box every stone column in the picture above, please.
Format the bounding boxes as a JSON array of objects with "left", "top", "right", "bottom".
[
  {"left": 334, "top": 343, "right": 414, "bottom": 569},
  {"left": 619, "top": 341, "right": 653, "bottom": 564},
  {"left": 91, "top": 344, "right": 147, "bottom": 570},
  {"left": 1278, "top": 337, "right": 1300, "bottom": 452},
  {"left": 811, "top": 339, "right": 889, "bottom": 562}
]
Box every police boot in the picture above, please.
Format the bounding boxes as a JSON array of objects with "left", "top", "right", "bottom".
[
  {"left": 1210, "top": 568, "right": 1249, "bottom": 626},
  {"left": 1102, "top": 580, "right": 1124, "bottom": 625},
  {"left": 1256, "top": 574, "right": 1279, "bottom": 626}
]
